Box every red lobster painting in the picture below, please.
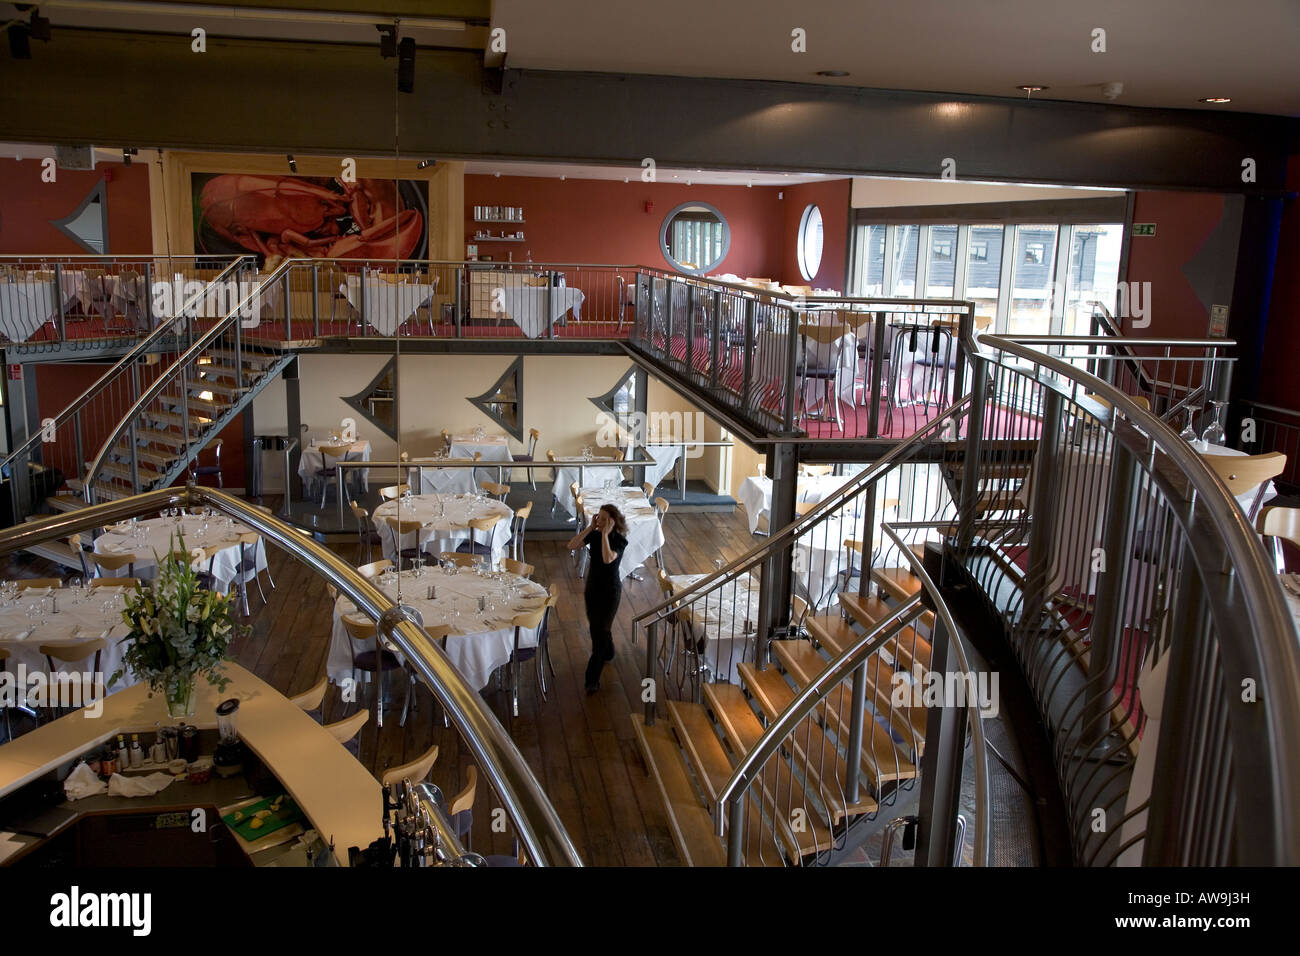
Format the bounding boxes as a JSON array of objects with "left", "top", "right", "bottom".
[{"left": 196, "top": 175, "right": 424, "bottom": 260}]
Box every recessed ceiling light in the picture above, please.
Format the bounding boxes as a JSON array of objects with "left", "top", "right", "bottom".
[
  {"left": 816, "top": 70, "right": 849, "bottom": 77},
  {"left": 1017, "top": 85, "right": 1047, "bottom": 94},
  {"left": 1199, "top": 96, "right": 1231, "bottom": 104}
]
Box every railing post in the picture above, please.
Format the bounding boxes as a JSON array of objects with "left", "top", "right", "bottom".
[
  {"left": 143, "top": 262, "right": 154, "bottom": 331},
  {"left": 179, "top": 360, "right": 191, "bottom": 467},
  {"left": 868, "top": 310, "right": 887, "bottom": 438},
  {"left": 454, "top": 266, "right": 463, "bottom": 338},
  {"left": 1021, "top": 389, "right": 1064, "bottom": 625},
  {"left": 128, "top": 362, "right": 142, "bottom": 495},
  {"left": 758, "top": 442, "right": 798, "bottom": 664},
  {"left": 726, "top": 792, "right": 746, "bottom": 866},
  {"left": 685, "top": 283, "right": 696, "bottom": 379},
  {"left": 844, "top": 661, "right": 868, "bottom": 803},
  {"left": 360, "top": 263, "right": 368, "bottom": 335},
  {"left": 741, "top": 298, "right": 756, "bottom": 409},
  {"left": 914, "top": 613, "right": 967, "bottom": 867},
  {"left": 311, "top": 262, "right": 320, "bottom": 337},
  {"left": 710, "top": 290, "right": 721, "bottom": 393},
  {"left": 53, "top": 264, "right": 65, "bottom": 342},
  {"left": 644, "top": 620, "right": 658, "bottom": 726},
  {"left": 858, "top": 481, "right": 877, "bottom": 598},
  {"left": 546, "top": 270, "right": 555, "bottom": 340},
  {"left": 782, "top": 306, "right": 800, "bottom": 431},
  {"left": 72, "top": 413, "right": 84, "bottom": 486},
  {"left": 956, "top": 356, "right": 987, "bottom": 553}
]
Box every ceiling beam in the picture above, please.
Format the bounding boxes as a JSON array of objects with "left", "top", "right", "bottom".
[{"left": 0, "top": 29, "right": 1292, "bottom": 192}]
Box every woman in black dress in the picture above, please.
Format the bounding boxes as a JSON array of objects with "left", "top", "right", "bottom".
[{"left": 566, "top": 503, "right": 629, "bottom": 693}]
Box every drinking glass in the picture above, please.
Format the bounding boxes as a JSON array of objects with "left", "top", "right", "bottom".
[
  {"left": 1201, "top": 401, "right": 1227, "bottom": 446},
  {"left": 1180, "top": 406, "right": 1201, "bottom": 443}
]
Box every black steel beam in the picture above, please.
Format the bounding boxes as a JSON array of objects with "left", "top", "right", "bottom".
[{"left": 0, "top": 31, "right": 1294, "bottom": 192}]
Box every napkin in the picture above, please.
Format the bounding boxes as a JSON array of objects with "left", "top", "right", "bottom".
[
  {"left": 63, "top": 762, "right": 108, "bottom": 801},
  {"left": 107, "top": 772, "right": 176, "bottom": 798},
  {"left": 2, "top": 628, "right": 33, "bottom": 641}
]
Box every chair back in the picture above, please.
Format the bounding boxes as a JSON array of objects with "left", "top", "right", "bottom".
[
  {"left": 527, "top": 428, "right": 540, "bottom": 456},
  {"left": 653, "top": 497, "right": 670, "bottom": 518},
  {"left": 501, "top": 557, "right": 534, "bottom": 578},
  {"left": 349, "top": 500, "right": 372, "bottom": 529},
  {"left": 439, "top": 552, "right": 476, "bottom": 568},
  {"left": 642, "top": 482, "right": 654, "bottom": 498},
  {"left": 91, "top": 577, "right": 139, "bottom": 588},
  {"left": 1258, "top": 505, "right": 1300, "bottom": 548},
  {"left": 357, "top": 559, "right": 394, "bottom": 579},
  {"left": 379, "top": 484, "right": 410, "bottom": 501},
  {"left": 381, "top": 742, "right": 440, "bottom": 787},
  {"left": 383, "top": 516, "right": 423, "bottom": 536},
  {"left": 16, "top": 578, "right": 62, "bottom": 590},
  {"left": 547, "top": 449, "right": 557, "bottom": 462},
  {"left": 290, "top": 677, "right": 328, "bottom": 712},
  {"left": 468, "top": 515, "right": 503, "bottom": 534},
  {"left": 1201, "top": 451, "right": 1286, "bottom": 519},
  {"left": 324, "top": 709, "right": 369, "bottom": 745},
  {"left": 40, "top": 638, "right": 107, "bottom": 666},
  {"left": 450, "top": 765, "right": 478, "bottom": 816},
  {"left": 89, "top": 550, "right": 136, "bottom": 574},
  {"left": 480, "top": 482, "right": 510, "bottom": 499},
  {"left": 800, "top": 463, "right": 834, "bottom": 477},
  {"left": 655, "top": 568, "right": 674, "bottom": 597},
  {"left": 317, "top": 442, "right": 352, "bottom": 468},
  {"left": 515, "top": 500, "right": 534, "bottom": 521}
]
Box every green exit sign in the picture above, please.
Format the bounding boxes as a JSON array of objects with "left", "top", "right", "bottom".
[{"left": 1132, "top": 223, "right": 1157, "bottom": 237}]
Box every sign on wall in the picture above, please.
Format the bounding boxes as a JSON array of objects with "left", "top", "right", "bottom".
[{"left": 1131, "top": 223, "right": 1157, "bottom": 237}]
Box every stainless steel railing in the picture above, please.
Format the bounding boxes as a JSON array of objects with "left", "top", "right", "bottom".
[{"left": 0, "top": 486, "right": 582, "bottom": 866}]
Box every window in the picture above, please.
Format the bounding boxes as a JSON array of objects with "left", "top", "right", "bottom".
[
  {"left": 931, "top": 240, "right": 953, "bottom": 260},
  {"left": 1062, "top": 223, "right": 1124, "bottom": 335},
  {"left": 796, "top": 204, "right": 824, "bottom": 280},
  {"left": 890, "top": 225, "right": 919, "bottom": 297},
  {"left": 660, "top": 203, "right": 730, "bottom": 275},
  {"left": 1023, "top": 242, "right": 1045, "bottom": 265},
  {"left": 1008, "top": 226, "right": 1059, "bottom": 335},
  {"left": 970, "top": 241, "right": 988, "bottom": 261},
  {"left": 848, "top": 223, "right": 885, "bottom": 295},
  {"left": 925, "top": 225, "right": 959, "bottom": 297}
]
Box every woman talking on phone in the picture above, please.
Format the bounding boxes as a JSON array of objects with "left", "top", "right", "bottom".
[{"left": 566, "top": 503, "right": 629, "bottom": 693}]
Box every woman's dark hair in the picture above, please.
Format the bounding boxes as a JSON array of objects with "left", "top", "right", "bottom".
[{"left": 599, "top": 503, "right": 628, "bottom": 536}]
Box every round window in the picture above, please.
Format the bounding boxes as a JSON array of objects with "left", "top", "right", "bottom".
[
  {"left": 796, "top": 204, "right": 824, "bottom": 281},
  {"left": 660, "top": 202, "right": 730, "bottom": 275}
]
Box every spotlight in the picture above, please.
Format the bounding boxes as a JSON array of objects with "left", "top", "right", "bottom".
[
  {"left": 377, "top": 25, "right": 396, "bottom": 58},
  {"left": 287, "top": 154, "right": 297, "bottom": 172},
  {"left": 397, "top": 37, "right": 415, "bottom": 94},
  {"left": 416, "top": 159, "right": 436, "bottom": 170},
  {"left": 8, "top": 25, "right": 32, "bottom": 60},
  {"left": 122, "top": 148, "right": 137, "bottom": 166}
]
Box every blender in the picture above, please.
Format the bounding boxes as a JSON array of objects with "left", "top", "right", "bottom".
[{"left": 212, "top": 698, "right": 247, "bottom": 778}]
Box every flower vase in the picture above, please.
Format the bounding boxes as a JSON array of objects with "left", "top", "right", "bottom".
[{"left": 166, "top": 676, "right": 196, "bottom": 718}]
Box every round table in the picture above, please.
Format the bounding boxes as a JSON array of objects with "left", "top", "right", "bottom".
[
  {"left": 373, "top": 494, "right": 513, "bottom": 566},
  {"left": 0, "top": 582, "right": 136, "bottom": 690},
  {"left": 327, "top": 564, "right": 547, "bottom": 691},
  {"left": 93, "top": 514, "right": 267, "bottom": 595}
]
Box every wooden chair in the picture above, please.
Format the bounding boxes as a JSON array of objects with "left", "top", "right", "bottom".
[
  {"left": 323, "top": 709, "right": 369, "bottom": 747},
  {"left": 39, "top": 639, "right": 106, "bottom": 717},
  {"left": 341, "top": 612, "right": 409, "bottom": 729},
  {"left": 1200, "top": 451, "right": 1285, "bottom": 522},
  {"left": 357, "top": 558, "right": 394, "bottom": 580},
  {"left": 448, "top": 765, "right": 479, "bottom": 851},
  {"left": 188, "top": 438, "right": 224, "bottom": 488},
  {"left": 441, "top": 429, "right": 451, "bottom": 451},
  {"left": 642, "top": 481, "right": 655, "bottom": 499},
  {"left": 1258, "top": 505, "right": 1300, "bottom": 574},
  {"left": 383, "top": 516, "right": 428, "bottom": 570},
  {"left": 652, "top": 497, "right": 670, "bottom": 568},
  {"left": 381, "top": 742, "right": 440, "bottom": 788},
  {"left": 290, "top": 677, "right": 328, "bottom": 714},
  {"left": 90, "top": 576, "right": 139, "bottom": 588},
  {"left": 456, "top": 514, "right": 504, "bottom": 560},
  {"left": 480, "top": 481, "right": 510, "bottom": 501},
  {"left": 513, "top": 427, "right": 540, "bottom": 489},
  {"left": 795, "top": 500, "right": 818, "bottom": 518},
  {"left": 67, "top": 534, "right": 92, "bottom": 580},
  {"left": 350, "top": 500, "right": 383, "bottom": 564},
  {"left": 507, "top": 586, "right": 558, "bottom": 717},
  {"left": 16, "top": 578, "right": 62, "bottom": 590},
  {"left": 315, "top": 442, "right": 353, "bottom": 508},
  {"left": 379, "top": 483, "right": 410, "bottom": 502},
  {"left": 501, "top": 557, "right": 534, "bottom": 579},
  {"left": 508, "top": 500, "right": 533, "bottom": 563},
  {"left": 438, "top": 552, "right": 476, "bottom": 568},
  {"left": 86, "top": 550, "right": 136, "bottom": 580},
  {"left": 231, "top": 531, "right": 266, "bottom": 615}
]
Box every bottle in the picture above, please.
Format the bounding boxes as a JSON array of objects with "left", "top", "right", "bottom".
[
  {"left": 116, "top": 734, "right": 129, "bottom": 767},
  {"left": 129, "top": 734, "right": 144, "bottom": 768}
]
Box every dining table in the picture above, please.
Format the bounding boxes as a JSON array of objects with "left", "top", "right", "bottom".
[
  {"left": 0, "top": 274, "right": 57, "bottom": 342},
  {"left": 339, "top": 274, "right": 437, "bottom": 336},
  {"left": 574, "top": 486, "right": 665, "bottom": 580},
  {"left": 406, "top": 459, "right": 479, "bottom": 495},
  {"left": 372, "top": 493, "right": 514, "bottom": 567},
  {"left": 448, "top": 433, "right": 512, "bottom": 483},
  {"left": 735, "top": 472, "right": 847, "bottom": 535},
  {"left": 491, "top": 276, "right": 586, "bottom": 338},
  {"left": 642, "top": 442, "right": 687, "bottom": 497},
  {"left": 92, "top": 513, "right": 268, "bottom": 595},
  {"left": 0, "top": 582, "right": 136, "bottom": 690},
  {"left": 327, "top": 563, "right": 547, "bottom": 692},
  {"left": 551, "top": 458, "right": 626, "bottom": 516},
  {"left": 668, "top": 572, "right": 762, "bottom": 683},
  {"left": 297, "top": 437, "right": 371, "bottom": 498}
]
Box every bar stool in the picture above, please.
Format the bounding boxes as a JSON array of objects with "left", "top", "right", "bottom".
[{"left": 322, "top": 710, "right": 369, "bottom": 756}]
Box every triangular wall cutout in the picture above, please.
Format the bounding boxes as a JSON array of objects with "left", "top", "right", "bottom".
[
  {"left": 468, "top": 356, "right": 523, "bottom": 441},
  {"left": 51, "top": 180, "right": 110, "bottom": 254},
  {"left": 588, "top": 366, "right": 636, "bottom": 422},
  {"left": 342, "top": 357, "right": 398, "bottom": 440}
]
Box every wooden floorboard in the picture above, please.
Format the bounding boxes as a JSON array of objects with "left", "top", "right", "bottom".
[{"left": 1, "top": 498, "right": 757, "bottom": 866}]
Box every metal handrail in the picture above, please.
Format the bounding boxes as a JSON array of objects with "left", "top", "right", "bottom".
[
  {"left": 84, "top": 259, "right": 294, "bottom": 499},
  {"left": 1005, "top": 336, "right": 1237, "bottom": 348},
  {"left": 0, "top": 486, "right": 582, "bottom": 867},
  {"left": 0, "top": 255, "right": 252, "bottom": 475}
]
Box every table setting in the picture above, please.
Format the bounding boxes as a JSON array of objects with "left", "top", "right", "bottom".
[
  {"left": 667, "top": 571, "right": 763, "bottom": 683},
  {"left": 339, "top": 274, "right": 437, "bottom": 336},
  {"left": 490, "top": 274, "right": 585, "bottom": 338},
  {"left": 736, "top": 472, "right": 846, "bottom": 535},
  {"left": 406, "top": 449, "right": 480, "bottom": 495},
  {"left": 551, "top": 446, "right": 626, "bottom": 515},
  {"left": 92, "top": 509, "right": 268, "bottom": 595},
  {"left": 327, "top": 563, "right": 547, "bottom": 691},
  {"left": 0, "top": 580, "right": 134, "bottom": 687},
  {"left": 372, "top": 492, "right": 514, "bottom": 566},
  {"left": 298, "top": 437, "right": 371, "bottom": 498},
  {"left": 448, "top": 429, "right": 512, "bottom": 482}
]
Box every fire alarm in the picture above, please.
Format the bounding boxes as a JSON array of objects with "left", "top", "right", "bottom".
[
  {"left": 644, "top": 201, "right": 654, "bottom": 214},
  {"left": 103, "top": 170, "right": 113, "bottom": 183}
]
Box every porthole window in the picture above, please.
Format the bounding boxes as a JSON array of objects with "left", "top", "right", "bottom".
[{"left": 797, "top": 204, "right": 824, "bottom": 280}]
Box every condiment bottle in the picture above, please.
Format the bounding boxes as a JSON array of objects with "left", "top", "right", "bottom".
[{"left": 128, "top": 734, "right": 144, "bottom": 768}]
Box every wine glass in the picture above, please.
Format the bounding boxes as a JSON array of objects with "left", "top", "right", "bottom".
[
  {"left": 1179, "top": 405, "right": 1201, "bottom": 443},
  {"left": 1201, "top": 400, "right": 1227, "bottom": 446}
]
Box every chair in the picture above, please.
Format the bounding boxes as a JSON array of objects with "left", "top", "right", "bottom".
[
  {"left": 86, "top": 550, "right": 136, "bottom": 580},
  {"left": 841, "top": 538, "right": 864, "bottom": 588},
  {"left": 290, "top": 677, "right": 328, "bottom": 714},
  {"left": 188, "top": 438, "right": 224, "bottom": 488},
  {"left": 569, "top": 480, "right": 584, "bottom": 526},
  {"left": 246, "top": 504, "right": 279, "bottom": 594},
  {"left": 380, "top": 742, "right": 440, "bottom": 788},
  {"left": 795, "top": 500, "right": 818, "bottom": 518},
  {"left": 379, "top": 483, "right": 410, "bottom": 502},
  {"left": 653, "top": 496, "right": 670, "bottom": 569},
  {"left": 90, "top": 577, "right": 139, "bottom": 588},
  {"left": 350, "top": 500, "right": 383, "bottom": 564},
  {"left": 323, "top": 709, "right": 369, "bottom": 750},
  {"left": 642, "top": 481, "right": 655, "bottom": 499},
  {"left": 441, "top": 429, "right": 452, "bottom": 451},
  {"left": 357, "top": 558, "right": 394, "bottom": 580},
  {"left": 508, "top": 500, "right": 532, "bottom": 562},
  {"left": 501, "top": 557, "right": 534, "bottom": 579},
  {"left": 341, "top": 612, "right": 409, "bottom": 729},
  {"left": 16, "top": 578, "right": 63, "bottom": 590},
  {"left": 507, "top": 586, "right": 558, "bottom": 716},
  {"left": 313, "top": 442, "right": 353, "bottom": 508},
  {"left": 480, "top": 481, "right": 510, "bottom": 501},
  {"left": 513, "top": 428, "right": 540, "bottom": 489},
  {"left": 67, "top": 534, "right": 92, "bottom": 580},
  {"left": 231, "top": 531, "right": 266, "bottom": 615},
  {"left": 40, "top": 639, "right": 106, "bottom": 718},
  {"left": 800, "top": 463, "right": 834, "bottom": 477},
  {"left": 1200, "top": 451, "right": 1286, "bottom": 522},
  {"left": 448, "top": 765, "right": 479, "bottom": 851},
  {"left": 456, "top": 514, "right": 504, "bottom": 560},
  {"left": 438, "top": 552, "right": 477, "bottom": 568},
  {"left": 1257, "top": 505, "right": 1300, "bottom": 575},
  {"left": 383, "top": 515, "right": 428, "bottom": 570},
  {"left": 169, "top": 547, "right": 217, "bottom": 590},
  {"left": 795, "top": 324, "right": 846, "bottom": 432}
]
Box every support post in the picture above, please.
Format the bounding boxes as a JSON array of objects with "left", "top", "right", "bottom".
[
  {"left": 914, "top": 613, "right": 967, "bottom": 867},
  {"left": 757, "top": 442, "right": 798, "bottom": 665},
  {"left": 1022, "top": 389, "right": 1064, "bottom": 624},
  {"left": 868, "top": 311, "right": 887, "bottom": 438},
  {"left": 644, "top": 619, "right": 658, "bottom": 726},
  {"left": 956, "top": 356, "right": 988, "bottom": 553}
]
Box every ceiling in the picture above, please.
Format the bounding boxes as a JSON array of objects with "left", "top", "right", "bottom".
[{"left": 492, "top": 0, "right": 1300, "bottom": 117}]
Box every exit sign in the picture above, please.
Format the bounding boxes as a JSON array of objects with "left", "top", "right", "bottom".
[{"left": 1132, "top": 223, "right": 1157, "bottom": 237}]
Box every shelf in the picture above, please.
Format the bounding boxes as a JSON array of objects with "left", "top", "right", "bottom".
[
  {"left": 473, "top": 218, "right": 526, "bottom": 224},
  {"left": 474, "top": 237, "right": 526, "bottom": 242}
]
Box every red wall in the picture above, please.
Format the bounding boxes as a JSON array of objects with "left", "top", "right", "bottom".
[
  {"left": 1123, "top": 190, "right": 1225, "bottom": 339},
  {"left": 1256, "top": 155, "right": 1300, "bottom": 408},
  {"left": 0, "top": 158, "right": 153, "bottom": 254},
  {"left": 777, "top": 179, "right": 852, "bottom": 291}
]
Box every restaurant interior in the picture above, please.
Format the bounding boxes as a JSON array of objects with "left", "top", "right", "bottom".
[{"left": 0, "top": 0, "right": 1297, "bottom": 877}]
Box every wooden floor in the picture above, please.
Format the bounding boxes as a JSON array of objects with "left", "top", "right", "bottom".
[{"left": 2, "top": 504, "right": 760, "bottom": 866}]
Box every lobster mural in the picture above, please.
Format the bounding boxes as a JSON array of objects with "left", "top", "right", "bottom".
[{"left": 197, "top": 175, "right": 425, "bottom": 260}]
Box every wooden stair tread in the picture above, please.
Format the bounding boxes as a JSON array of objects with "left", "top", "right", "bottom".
[
  {"left": 813, "top": 608, "right": 932, "bottom": 684},
  {"left": 772, "top": 641, "right": 918, "bottom": 788},
  {"left": 135, "top": 428, "right": 190, "bottom": 448},
  {"left": 872, "top": 567, "right": 921, "bottom": 602},
  {"left": 862, "top": 654, "right": 926, "bottom": 754},
  {"left": 974, "top": 490, "right": 1027, "bottom": 514},
  {"left": 665, "top": 700, "right": 733, "bottom": 805},
  {"left": 703, "top": 682, "right": 835, "bottom": 858},
  {"left": 114, "top": 446, "right": 173, "bottom": 469},
  {"left": 839, "top": 590, "right": 935, "bottom": 632},
  {"left": 630, "top": 715, "right": 726, "bottom": 867},
  {"left": 45, "top": 494, "right": 87, "bottom": 513},
  {"left": 205, "top": 348, "right": 276, "bottom": 366},
  {"left": 142, "top": 409, "right": 213, "bottom": 431},
  {"left": 100, "top": 462, "right": 158, "bottom": 483},
  {"left": 188, "top": 378, "right": 247, "bottom": 398},
  {"left": 738, "top": 663, "right": 878, "bottom": 824}
]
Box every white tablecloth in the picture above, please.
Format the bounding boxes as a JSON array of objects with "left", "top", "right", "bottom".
[
  {"left": 341, "top": 276, "right": 436, "bottom": 336},
  {"left": 669, "top": 572, "right": 762, "bottom": 683},
  {"left": 735, "top": 473, "right": 846, "bottom": 534},
  {"left": 328, "top": 564, "right": 547, "bottom": 691},
  {"left": 0, "top": 585, "right": 135, "bottom": 689},
  {"left": 298, "top": 439, "right": 371, "bottom": 493},
  {"left": 642, "top": 444, "right": 684, "bottom": 489},
  {"left": 575, "top": 487, "right": 664, "bottom": 579},
  {"left": 0, "top": 277, "right": 56, "bottom": 342},
  {"left": 494, "top": 284, "right": 585, "bottom": 338},
  {"left": 449, "top": 436, "right": 512, "bottom": 483},
  {"left": 93, "top": 515, "right": 268, "bottom": 595},
  {"left": 407, "top": 461, "right": 479, "bottom": 495},
  {"left": 373, "top": 494, "right": 514, "bottom": 566},
  {"left": 551, "top": 460, "right": 626, "bottom": 516}
]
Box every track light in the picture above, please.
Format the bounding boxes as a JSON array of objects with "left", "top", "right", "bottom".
[
  {"left": 397, "top": 37, "right": 415, "bottom": 94},
  {"left": 377, "top": 25, "right": 396, "bottom": 58},
  {"left": 416, "top": 159, "right": 436, "bottom": 170},
  {"left": 122, "top": 148, "right": 137, "bottom": 166},
  {"left": 286, "top": 154, "right": 297, "bottom": 172}
]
